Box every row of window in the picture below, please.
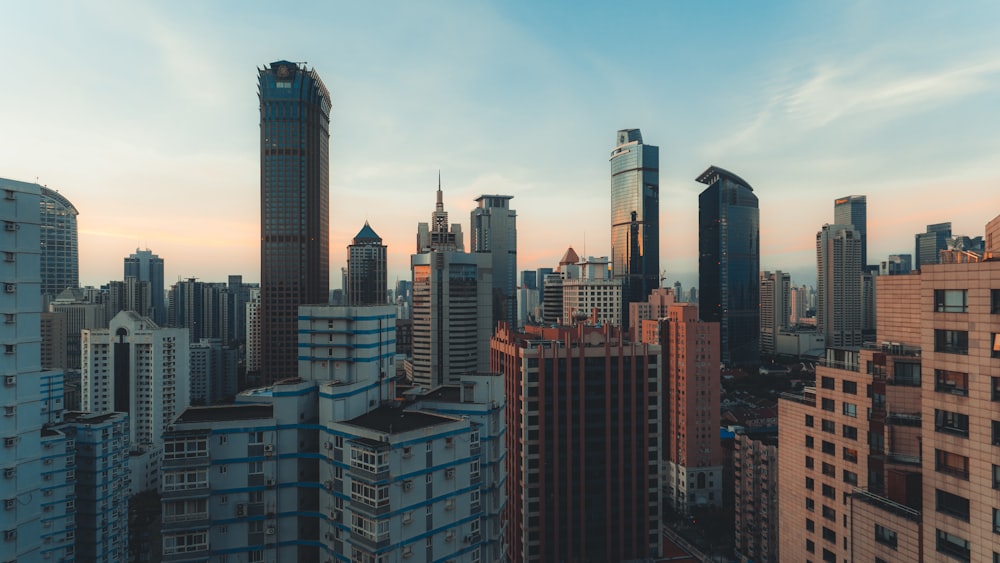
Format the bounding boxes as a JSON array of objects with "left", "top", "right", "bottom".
[
  {"left": 934, "top": 329, "right": 1000, "bottom": 357},
  {"left": 934, "top": 288, "right": 1000, "bottom": 314}
]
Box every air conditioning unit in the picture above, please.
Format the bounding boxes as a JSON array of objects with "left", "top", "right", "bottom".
[
  {"left": 266, "top": 527, "right": 275, "bottom": 535},
  {"left": 445, "top": 468, "right": 455, "bottom": 479},
  {"left": 445, "top": 499, "right": 455, "bottom": 511},
  {"left": 324, "top": 480, "right": 333, "bottom": 490},
  {"left": 402, "top": 447, "right": 412, "bottom": 458},
  {"left": 264, "top": 444, "right": 274, "bottom": 454},
  {"left": 330, "top": 510, "right": 342, "bottom": 521},
  {"left": 3, "top": 438, "right": 15, "bottom": 448},
  {"left": 445, "top": 437, "right": 454, "bottom": 448},
  {"left": 324, "top": 532, "right": 335, "bottom": 541},
  {"left": 4, "top": 223, "right": 17, "bottom": 232},
  {"left": 2, "top": 406, "right": 13, "bottom": 417},
  {"left": 402, "top": 513, "right": 413, "bottom": 524},
  {"left": 236, "top": 504, "right": 245, "bottom": 516},
  {"left": 324, "top": 442, "right": 333, "bottom": 450},
  {"left": 402, "top": 480, "right": 413, "bottom": 491},
  {"left": 3, "top": 529, "right": 15, "bottom": 541},
  {"left": 3, "top": 284, "right": 14, "bottom": 294},
  {"left": 43, "top": 458, "right": 52, "bottom": 465},
  {"left": 445, "top": 530, "right": 455, "bottom": 542},
  {"left": 266, "top": 478, "right": 276, "bottom": 487},
  {"left": 3, "top": 499, "right": 13, "bottom": 510},
  {"left": 402, "top": 546, "right": 413, "bottom": 558},
  {"left": 3, "top": 376, "right": 13, "bottom": 386},
  {"left": 3, "top": 468, "right": 13, "bottom": 479}
]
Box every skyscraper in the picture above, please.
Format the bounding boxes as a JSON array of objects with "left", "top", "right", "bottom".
[
  {"left": 346, "top": 221, "right": 387, "bottom": 306},
  {"left": 697, "top": 166, "right": 760, "bottom": 366},
  {"left": 471, "top": 194, "right": 517, "bottom": 329},
  {"left": 610, "top": 129, "right": 659, "bottom": 324},
  {"left": 259, "top": 60, "right": 331, "bottom": 382},
  {"left": 915, "top": 222, "right": 952, "bottom": 268},
  {"left": 816, "top": 224, "right": 863, "bottom": 348},
  {"left": 124, "top": 247, "right": 165, "bottom": 324},
  {"left": 760, "top": 270, "right": 791, "bottom": 355},
  {"left": 39, "top": 186, "right": 79, "bottom": 300},
  {"left": 834, "top": 195, "right": 868, "bottom": 268},
  {"left": 410, "top": 183, "right": 492, "bottom": 386}
]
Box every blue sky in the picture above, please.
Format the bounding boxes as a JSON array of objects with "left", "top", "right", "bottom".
[{"left": 2, "top": 1, "right": 998, "bottom": 290}]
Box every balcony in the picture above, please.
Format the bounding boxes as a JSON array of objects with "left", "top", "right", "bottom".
[{"left": 851, "top": 488, "right": 920, "bottom": 522}]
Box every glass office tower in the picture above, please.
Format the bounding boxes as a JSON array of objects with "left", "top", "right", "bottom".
[
  {"left": 39, "top": 187, "right": 79, "bottom": 301},
  {"left": 698, "top": 166, "right": 759, "bottom": 367},
  {"left": 834, "top": 195, "right": 868, "bottom": 268},
  {"left": 259, "top": 60, "right": 331, "bottom": 382},
  {"left": 610, "top": 129, "right": 659, "bottom": 327}
]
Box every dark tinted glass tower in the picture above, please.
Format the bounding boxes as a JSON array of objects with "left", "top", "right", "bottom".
[
  {"left": 610, "top": 129, "right": 659, "bottom": 327},
  {"left": 915, "top": 222, "right": 952, "bottom": 268},
  {"left": 124, "top": 248, "right": 165, "bottom": 325},
  {"left": 259, "top": 60, "right": 331, "bottom": 382},
  {"left": 697, "top": 166, "right": 759, "bottom": 367},
  {"left": 39, "top": 187, "right": 79, "bottom": 300},
  {"left": 471, "top": 194, "right": 517, "bottom": 329},
  {"left": 834, "top": 195, "right": 867, "bottom": 268},
  {"left": 346, "top": 221, "right": 387, "bottom": 306}
]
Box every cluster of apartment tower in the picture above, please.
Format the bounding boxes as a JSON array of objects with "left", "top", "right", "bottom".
[{"left": 2, "top": 56, "right": 1000, "bottom": 563}]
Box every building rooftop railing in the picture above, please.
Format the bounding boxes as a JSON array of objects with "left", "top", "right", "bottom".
[
  {"left": 852, "top": 487, "right": 921, "bottom": 522},
  {"left": 779, "top": 391, "right": 816, "bottom": 407}
]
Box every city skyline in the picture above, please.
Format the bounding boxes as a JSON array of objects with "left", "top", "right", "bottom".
[{"left": 2, "top": 2, "right": 999, "bottom": 290}]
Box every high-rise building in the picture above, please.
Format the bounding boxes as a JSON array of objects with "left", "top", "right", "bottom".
[
  {"left": 82, "top": 310, "right": 190, "bottom": 492},
  {"left": 647, "top": 303, "right": 722, "bottom": 512},
  {"left": 561, "top": 255, "right": 621, "bottom": 326},
  {"left": 160, "top": 305, "right": 506, "bottom": 562},
  {"left": 834, "top": 195, "right": 868, "bottom": 268},
  {"left": 471, "top": 194, "right": 517, "bottom": 329},
  {"left": 789, "top": 284, "right": 809, "bottom": 326},
  {"left": 915, "top": 222, "right": 952, "bottom": 269},
  {"left": 346, "top": 221, "right": 387, "bottom": 306},
  {"left": 189, "top": 338, "right": 239, "bottom": 405},
  {"left": 816, "top": 224, "right": 863, "bottom": 348},
  {"left": 697, "top": 166, "right": 760, "bottom": 366},
  {"left": 245, "top": 287, "right": 261, "bottom": 375},
  {"left": 124, "top": 247, "right": 166, "bottom": 324},
  {"left": 168, "top": 278, "right": 230, "bottom": 342},
  {"left": 733, "top": 429, "right": 779, "bottom": 563},
  {"left": 610, "top": 129, "right": 659, "bottom": 324},
  {"left": 760, "top": 270, "right": 791, "bottom": 355},
  {"left": 494, "top": 322, "right": 661, "bottom": 562},
  {"left": 259, "top": 60, "right": 331, "bottom": 383},
  {"left": 879, "top": 253, "right": 913, "bottom": 276},
  {"left": 410, "top": 185, "right": 492, "bottom": 387},
  {"left": 39, "top": 186, "right": 79, "bottom": 301},
  {"left": 0, "top": 178, "right": 75, "bottom": 563}
]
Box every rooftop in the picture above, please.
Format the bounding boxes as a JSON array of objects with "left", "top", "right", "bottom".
[
  {"left": 695, "top": 165, "right": 753, "bottom": 191},
  {"left": 345, "top": 405, "right": 457, "bottom": 434},
  {"left": 62, "top": 411, "right": 123, "bottom": 424},
  {"left": 174, "top": 404, "right": 274, "bottom": 424}
]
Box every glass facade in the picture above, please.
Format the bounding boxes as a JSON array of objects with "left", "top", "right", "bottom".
[
  {"left": 610, "top": 129, "right": 659, "bottom": 323},
  {"left": 39, "top": 187, "right": 79, "bottom": 299},
  {"left": 834, "top": 195, "right": 867, "bottom": 267},
  {"left": 259, "top": 60, "right": 331, "bottom": 382},
  {"left": 698, "top": 166, "right": 759, "bottom": 366}
]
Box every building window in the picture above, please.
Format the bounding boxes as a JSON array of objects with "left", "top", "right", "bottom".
[
  {"left": 821, "top": 526, "right": 836, "bottom": 543},
  {"left": 993, "top": 333, "right": 1000, "bottom": 358},
  {"left": 805, "top": 414, "right": 814, "bottom": 427},
  {"left": 821, "top": 419, "right": 835, "bottom": 433},
  {"left": 992, "top": 289, "right": 1000, "bottom": 314},
  {"left": 994, "top": 509, "right": 1000, "bottom": 534},
  {"left": 843, "top": 447, "right": 858, "bottom": 463},
  {"left": 822, "top": 548, "right": 836, "bottom": 562},
  {"left": 806, "top": 498, "right": 815, "bottom": 511},
  {"left": 822, "top": 462, "right": 835, "bottom": 477},
  {"left": 806, "top": 476, "right": 815, "bottom": 490},
  {"left": 935, "top": 410, "right": 969, "bottom": 437},
  {"left": 822, "top": 505, "right": 835, "bottom": 521},
  {"left": 842, "top": 380, "right": 857, "bottom": 394},
  {"left": 936, "top": 529, "right": 970, "bottom": 562},
  {"left": 806, "top": 456, "right": 814, "bottom": 469},
  {"left": 935, "top": 330, "right": 968, "bottom": 355},
  {"left": 162, "top": 531, "right": 208, "bottom": 555},
  {"left": 994, "top": 421, "right": 1000, "bottom": 445},
  {"left": 806, "top": 539, "right": 815, "bottom": 553},
  {"left": 936, "top": 369, "right": 969, "bottom": 396},
  {"left": 806, "top": 518, "right": 815, "bottom": 531},
  {"left": 822, "top": 484, "right": 835, "bottom": 499},
  {"left": 806, "top": 436, "right": 814, "bottom": 449},
  {"left": 875, "top": 524, "right": 898, "bottom": 549},
  {"left": 936, "top": 489, "right": 970, "bottom": 521},
  {"left": 893, "top": 362, "right": 921, "bottom": 385},
  {"left": 842, "top": 403, "right": 857, "bottom": 418},
  {"left": 821, "top": 377, "right": 835, "bottom": 390},
  {"left": 842, "top": 425, "right": 858, "bottom": 440},
  {"left": 935, "top": 289, "right": 968, "bottom": 313},
  {"left": 821, "top": 441, "right": 835, "bottom": 455},
  {"left": 994, "top": 465, "right": 1000, "bottom": 489},
  {"left": 993, "top": 377, "right": 1000, "bottom": 401},
  {"left": 821, "top": 398, "right": 835, "bottom": 412},
  {"left": 936, "top": 449, "right": 970, "bottom": 479}
]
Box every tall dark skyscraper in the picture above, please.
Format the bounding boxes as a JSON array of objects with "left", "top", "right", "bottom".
[
  {"left": 914, "top": 221, "right": 952, "bottom": 268},
  {"left": 259, "top": 60, "right": 331, "bottom": 382},
  {"left": 610, "top": 129, "right": 659, "bottom": 327},
  {"left": 39, "top": 187, "right": 79, "bottom": 300},
  {"left": 834, "top": 195, "right": 867, "bottom": 267},
  {"left": 471, "top": 194, "right": 517, "bottom": 329},
  {"left": 346, "top": 221, "right": 387, "bottom": 306},
  {"left": 124, "top": 247, "right": 165, "bottom": 325},
  {"left": 697, "top": 166, "right": 759, "bottom": 367}
]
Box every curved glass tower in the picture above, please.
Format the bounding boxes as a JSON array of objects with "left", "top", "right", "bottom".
[
  {"left": 698, "top": 166, "right": 759, "bottom": 367},
  {"left": 610, "top": 129, "right": 659, "bottom": 326},
  {"left": 39, "top": 187, "right": 79, "bottom": 299},
  {"left": 259, "top": 60, "right": 331, "bottom": 382}
]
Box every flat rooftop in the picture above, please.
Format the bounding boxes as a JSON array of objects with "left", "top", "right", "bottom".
[
  {"left": 175, "top": 404, "right": 274, "bottom": 424},
  {"left": 62, "top": 411, "right": 123, "bottom": 424},
  {"left": 345, "top": 406, "right": 456, "bottom": 434}
]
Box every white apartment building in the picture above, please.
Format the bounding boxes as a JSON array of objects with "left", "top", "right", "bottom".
[{"left": 561, "top": 256, "right": 622, "bottom": 327}]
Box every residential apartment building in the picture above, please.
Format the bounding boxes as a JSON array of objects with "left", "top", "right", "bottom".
[
  {"left": 733, "top": 430, "right": 778, "bottom": 563},
  {"left": 760, "top": 270, "right": 791, "bottom": 355},
  {"left": 560, "top": 255, "right": 621, "bottom": 327}
]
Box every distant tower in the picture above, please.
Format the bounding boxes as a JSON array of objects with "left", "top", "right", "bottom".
[
  {"left": 834, "top": 195, "right": 867, "bottom": 268},
  {"left": 610, "top": 129, "right": 659, "bottom": 326},
  {"left": 471, "top": 194, "right": 517, "bottom": 329},
  {"left": 259, "top": 60, "right": 331, "bottom": 382},
  {"left": 914, "top": 222, "right": 952, "bottom": 268},
  {"left": 697, "top": 166, "right": 760, "bottom": 366},
  {"left": 760, "top": 271, "right": 791, "bottom": 355},
  {"left": 410, "top": 181, "right": 491, "bottom": 386},
  {"left": 346, "top": 221, "right": 387, "bottom": 306},
  {"left": 816, "top": 224, "right": 862, "bottom": 347},
  {"left": 124, "top": 248, "right": 165, "bottom": 324},
  {"left": 39, "top": 186, "right": 79, "bottom": 300}
]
